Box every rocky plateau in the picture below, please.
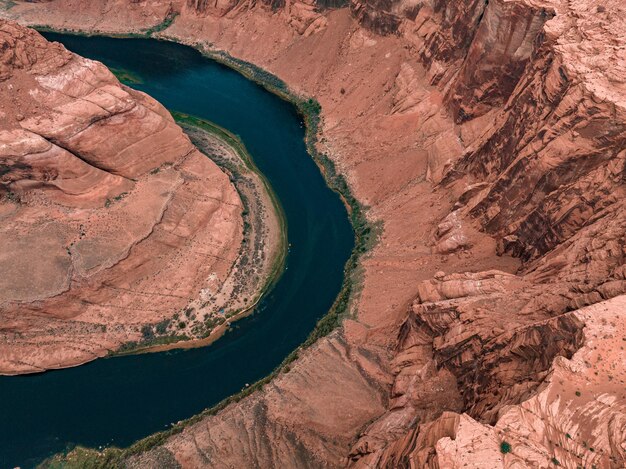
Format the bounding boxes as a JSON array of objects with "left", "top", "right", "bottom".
[
  {"left": 1, "top": 0, "right": 625, "bottom": 467},
  {"left": 0, "top": 19, "right": 243, "bottom": 374}
]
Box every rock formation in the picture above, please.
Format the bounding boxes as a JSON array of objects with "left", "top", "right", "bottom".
[
  {"left": 0, "top": 20, "right": 243, "bottom": 374},
  {"left": 1, "top": 0, "right": 625, "bottom": 467},
  {"left": 353, "top": 296, "right": 626, "bottom": 468}
]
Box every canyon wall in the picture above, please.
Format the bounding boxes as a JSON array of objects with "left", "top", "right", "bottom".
[
  {"left": 2, "top": 0, "right": 625, "bottom": 467},
  {"left": 347, "top": 0, "right": 626, "bottom": 465},
  {"left": 0, "top": 20, "right": 243, "bottom": 374}
]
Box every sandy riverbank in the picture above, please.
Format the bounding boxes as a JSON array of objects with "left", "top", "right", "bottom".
[{"left": 115, "top": 114, "right": 287, "bottom": 355}]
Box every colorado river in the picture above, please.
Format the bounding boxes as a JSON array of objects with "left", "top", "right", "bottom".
[{"left": 0, "top": 34, "right": 354, "bottom": 468}]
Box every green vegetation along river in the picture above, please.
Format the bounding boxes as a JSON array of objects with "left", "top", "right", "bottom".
[{"left": 0, "top": 34, "right": 357, "bottom": 468}]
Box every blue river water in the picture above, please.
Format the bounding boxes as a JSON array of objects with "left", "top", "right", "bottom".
[{"left": 0, "top": 34, "right": 354, "bottom": 468}]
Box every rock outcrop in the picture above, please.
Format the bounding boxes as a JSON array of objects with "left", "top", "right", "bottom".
[
  {"left": 0, "top": 20, "right": 243, "bottom": 374},
  {"left": 352, "top": 296, "right": 626, "bottom": 468},
  {"left": 347, "top": 0, "right": 626, "bottom": 464},
  {"left": 2, "top": 0, "right": 625, "bottom": 467}
]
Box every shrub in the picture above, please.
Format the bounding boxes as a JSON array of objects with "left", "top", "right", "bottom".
[
  {"left": 155, "top": 319, "right": 170, "bottom": 335},
  {"left": 500, "top": 441, "right": 512, "bottom": 454},
  {"left": 140, "top": 325, "right": 154, "bottom": 340}
]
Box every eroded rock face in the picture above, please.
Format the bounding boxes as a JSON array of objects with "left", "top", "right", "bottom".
[
  {"left": 349, "top": 0, "right": 626, "bottom": 457},
  {"left": 350, "top": 0, "right": 559, "bottom": 123},
  {"left": 446, "top": 44, "right": 626, "bottom": 263},
  {"left": 2, "top": 0, "right": 625, "bottom": 467},
  {"left": 355, "top": 296, "right": 626, "bottom": 468},
  {"left": 0, "top": 20, "right": 242, "bottom": 374}
]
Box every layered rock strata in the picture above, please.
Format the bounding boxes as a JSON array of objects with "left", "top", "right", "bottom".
[
  {"left": 0, "top": 20, "right": 243, "bottom": 374},
  {"left": 2, "top": 0, "right": 625, "bottom": 467},
  {"left": 353, "top": 296, "right": 626, "bottom": 468}
]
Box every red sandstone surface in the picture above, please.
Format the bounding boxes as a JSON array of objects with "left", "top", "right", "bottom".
[
  {"left": 0, "top": 20, "right": 243, "bottom": 374},
  {"left": 2, "top": 0, "right": 625, "bottom": 467}
]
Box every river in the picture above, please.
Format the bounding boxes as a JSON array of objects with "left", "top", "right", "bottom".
[{"left": 0, "top": 34, "right": 354, "bottom": 468}]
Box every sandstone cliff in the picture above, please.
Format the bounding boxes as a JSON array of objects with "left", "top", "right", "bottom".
[
  {"left": 0, "top": 20, "right": 243, "bottom": 374},
  {"left": 348, "top": 0, "right": 626, "bottom": 465},
  {"left": 2, "top": 0, "right": 625, "bottom": 467},
  {"left": 352, "top": 296, "right": 626, "bottom": 468}
]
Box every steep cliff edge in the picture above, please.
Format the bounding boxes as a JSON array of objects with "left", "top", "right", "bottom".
[
  {"left": 349, "top": 0, "right": 626, "bottom": 465},
  {"left": 2, "top": 0, "right": 625, "bottom": 467},
  {"left": 353, "top": 296, "right": 626, "bottom": 468},
  {"left": 0, "top": 20, "right": 243, "bottom": 374}
]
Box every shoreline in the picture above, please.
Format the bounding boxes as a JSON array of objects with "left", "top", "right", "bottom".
[
  {"left": 27, "top": 24, "right": 380, "bottom": 467},
  {"left": 0, "top": 111, "right": 287, "bottom": 374},
  {"left": 31, "top": 24, "right": 379, "bottom": 360},
  {"left": 113, "top": 113, "right": 288, "bottom": 357}
]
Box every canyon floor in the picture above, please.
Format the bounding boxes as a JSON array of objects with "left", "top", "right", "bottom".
[{"left": 1, "top": 0, "right": 625, "bottom": 467}]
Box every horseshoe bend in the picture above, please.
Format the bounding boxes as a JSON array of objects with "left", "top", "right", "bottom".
[{"left": 0, "top": 0, "right": 625, "bottom": 468}]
